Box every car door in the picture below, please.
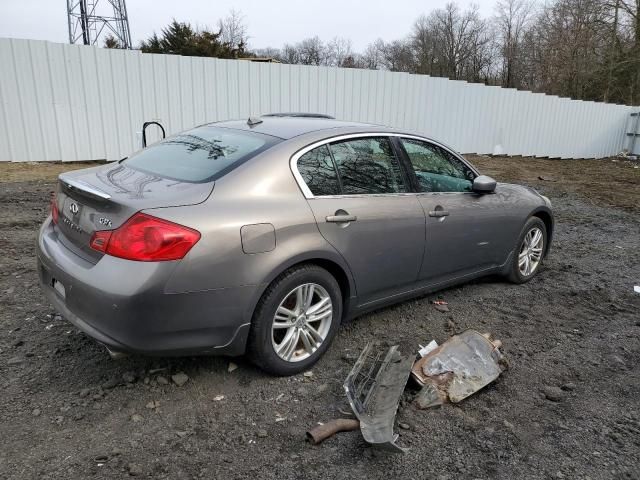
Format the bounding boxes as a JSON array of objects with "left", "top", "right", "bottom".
[
  {"left": 396, "top": 137, "right": 510, "bottom": 283},
  {"left": 294, "top": 135, "right": 426, "bottom": 304}
]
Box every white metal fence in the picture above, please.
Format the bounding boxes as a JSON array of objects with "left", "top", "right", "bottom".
[{"left": 0, "top": 38, "right": 635, "bottom": 162}]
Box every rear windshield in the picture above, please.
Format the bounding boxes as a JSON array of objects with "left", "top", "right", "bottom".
[{"left": 124, "top": 126, "right": 280, "bottom": 182}]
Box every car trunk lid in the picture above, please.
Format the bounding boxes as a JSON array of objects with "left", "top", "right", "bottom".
[{"left": 55, "top": 162, "right": 213, "bottom": 263}]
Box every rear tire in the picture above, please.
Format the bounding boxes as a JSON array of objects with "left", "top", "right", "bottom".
[
  {"left": 507, "top": 217, "right": 547, "bottom": 284},
  {"left": 247, "top": 264, "right": 342, "bottom": 376}
]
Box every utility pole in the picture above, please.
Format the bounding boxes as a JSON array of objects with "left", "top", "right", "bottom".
[{"left": 66, "top": 0, "right": 133, "bottom": 49}]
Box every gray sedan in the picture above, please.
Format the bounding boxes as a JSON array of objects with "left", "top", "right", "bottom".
[{"left": 37, "top": 115, "right": 553, "bottom": 375}]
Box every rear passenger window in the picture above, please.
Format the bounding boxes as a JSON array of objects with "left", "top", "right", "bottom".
[
  {"left": 329, "top": 137, "right": 407, "bottom": 194},
  {"left": 297, "top": 145, "right": 341, "bottom": 196}
]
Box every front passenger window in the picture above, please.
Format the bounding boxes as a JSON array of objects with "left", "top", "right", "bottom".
[{"left": 401, "top": 139, "right": 474, "bottom": 193}]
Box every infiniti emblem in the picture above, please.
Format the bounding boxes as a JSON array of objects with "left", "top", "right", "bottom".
[{"left": 69, "top": 202, "right": 79, "bottom": 215}]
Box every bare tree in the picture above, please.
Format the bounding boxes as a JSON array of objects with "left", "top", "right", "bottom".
[
  {"left": 218, "top": 9, "right": 248, "bottom": 50},
  {"left": 532, "top": 0, "right": 611, "bottom": 99},
  {"left": 463, "top": 19, "right": 495, "bottom": 83},
  {"left": 360, "top": 39, "right": 386, "bottom": 69},
  {"left": 495, "top": 0, "right": 536, "bottom": 87},
  {"left": 297, "top": 36, "right": 328, "bottom": 65},
  {"left": 427, "top": 3, "right": 491, "bottom": 80},
  {"left": 279, "top": 43, "right": 301, "bottom": 64},
  {"left": 411, "top": 15, "right": 438, "bottom": 75},
  {"left": 326, "top": 37, "right": 354, "bottom": 67},
  {"left": 275, "top": 37, "right": 329, "bottom": 65},
  {"left": 616, "top": 0, "right": 640, "bottom": 103},
  {"left": 604, "top": 0, "right": 621, "bottom": 102},
  {"left": 380, "top": 39, "right": 415, "bottom": 71}
]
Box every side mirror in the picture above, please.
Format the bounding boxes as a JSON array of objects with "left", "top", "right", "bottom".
[{"left": 472, "top": 175, "right": 497, "bottom": 194}]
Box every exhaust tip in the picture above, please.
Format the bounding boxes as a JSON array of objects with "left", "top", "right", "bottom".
[{"left": 104, "top": 345, "right": 129, "bottom": 360}]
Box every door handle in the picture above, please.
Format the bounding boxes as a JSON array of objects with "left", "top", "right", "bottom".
[
  {"left": 428, "top": 210, "right": 450, "bottom": 218},
  {"left": 326, "top": 214, "right": 357, "bottom": 223}
]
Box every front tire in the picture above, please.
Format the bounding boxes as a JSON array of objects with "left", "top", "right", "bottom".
[
  {"left": 507, "top": 217, "right": 547, "bottom": 284},
  {"left": 247, "top": 264, "right": 342, "bottom": 376}
]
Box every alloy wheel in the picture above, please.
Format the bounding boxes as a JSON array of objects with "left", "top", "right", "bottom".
[
  {"left": 271, "top": 283, "right": 333, "bottom": 362},
  {"left": 518, "top": 227, "right": 544, "bottom": 277}
]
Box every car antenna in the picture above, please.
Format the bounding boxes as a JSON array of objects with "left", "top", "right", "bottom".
[{"left": 247, "top": 116, "right": 263, "bottom": 126}]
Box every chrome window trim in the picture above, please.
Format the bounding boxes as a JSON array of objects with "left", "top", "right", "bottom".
[{"left": 290, "top": 132, "right": 477, "bottom": 199}]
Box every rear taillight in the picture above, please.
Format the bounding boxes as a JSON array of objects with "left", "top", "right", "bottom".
[
  {"left": 90, "top": 213, "right": 200, "bottom": 261},
  {"left": 51, "top": 194, "right": 59, "bottom": 224}
]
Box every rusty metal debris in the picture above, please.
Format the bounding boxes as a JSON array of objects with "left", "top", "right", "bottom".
[
  {"left": 411, "top": 330, "right": 507, "bottom": 406},
  {"left": 344, "top": 343, "right": 414, "bottom": 453},
  {"left": 306, "top": 418, "right": 360, "bottom": 445}
]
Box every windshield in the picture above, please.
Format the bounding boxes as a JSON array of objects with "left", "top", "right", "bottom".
[{"left": 124, "top": 126, "right": 280, "bottom": 182}]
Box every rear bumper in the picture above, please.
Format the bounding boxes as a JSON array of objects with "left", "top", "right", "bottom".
[{"left": 36, "top": 217, "right": 261, "bottom": 356}]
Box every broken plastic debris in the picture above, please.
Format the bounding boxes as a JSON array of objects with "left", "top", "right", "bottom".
[
  {"left": 418, "top": 340, "right": 439, "bottom": 357},
  {"left": 412, "top": 330, "right": 507, "bottom": 404},
  {"left": 634, "top": 286, "right": 640, "bottom": 294},
  {"left": 414, "top": 383, "right": 444, "bottom": 409},
  {"left": 213, "top": 395, "right": 225, "bottom": 401},
  {"left": 344, "top": 343, "right": 414, "bottom": 453},
  {"left": 431, "top": 300, "right": 449, "bottom": 312}
]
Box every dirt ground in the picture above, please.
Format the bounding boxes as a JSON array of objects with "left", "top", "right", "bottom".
[{"left": 0, "top": 155, "right": 638, "bottom": 479}]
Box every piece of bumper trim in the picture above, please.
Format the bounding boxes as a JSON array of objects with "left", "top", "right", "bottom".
[{"left": 344, "top": 342, "right": 414, "bottom": 453}]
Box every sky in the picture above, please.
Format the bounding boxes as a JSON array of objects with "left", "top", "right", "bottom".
[{"left": 0, "top": 0, "right": 497, "bottom": 51}]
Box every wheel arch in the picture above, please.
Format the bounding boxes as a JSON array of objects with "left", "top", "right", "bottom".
[{"left": 248, "top": 251, "right": 356, "bottom": 324}]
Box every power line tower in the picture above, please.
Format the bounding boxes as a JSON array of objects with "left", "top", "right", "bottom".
[{"left": 66, "top": 0, "right": 133, "bottom": 49}]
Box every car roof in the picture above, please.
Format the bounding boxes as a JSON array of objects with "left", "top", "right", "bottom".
[{"left": 207, "top": 116, "right": 380, "bottom": 140}]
